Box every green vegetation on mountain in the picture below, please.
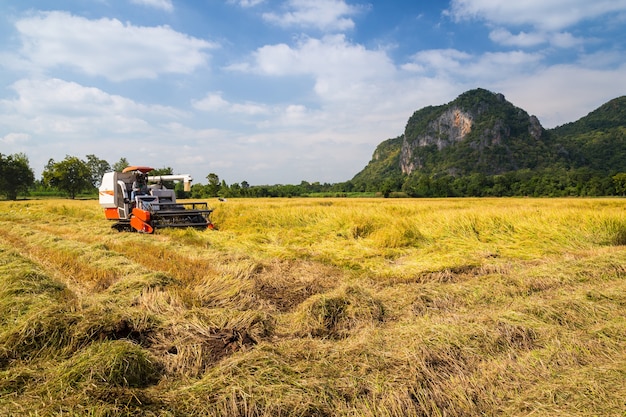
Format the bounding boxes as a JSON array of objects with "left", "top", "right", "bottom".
[
  {"left": 551, "top": 97, "right": 626, "bottom": 173},
  {"left": 351, "top": 89, "right": 626, "bottom": 197},
  {"left": 351, "top": 136, "right": 404, "bottom": 195},
  {"left": 552, "top": 96, "right": 626, "bottom": 135}
]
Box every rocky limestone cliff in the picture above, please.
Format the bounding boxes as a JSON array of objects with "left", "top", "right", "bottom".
[
  {"left": 399, "top": 89, "right": 545, "bottom": 176},
  {"left": 400, "top": 107, "right": 473, "bottom": 174}
]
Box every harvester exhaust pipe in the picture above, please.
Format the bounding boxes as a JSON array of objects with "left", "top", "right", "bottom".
[{"left": 147, "top": 174, "right": 194, "bottom": 191}]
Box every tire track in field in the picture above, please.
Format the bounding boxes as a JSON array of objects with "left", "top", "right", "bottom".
[
  {"left": 2, "top": 212, "right": 330, "bottom": 313},
  {"left": 0, "top": 212, "right": 220, "bottom": 284},
  {"left": 0, "top": 222, "right": 90, "bottom": 296},
  {"left": 1, "top": 216, "right": 354, "bottom": 317},
  {"left": 0, "top": 220, "right": 153, "bottom": 295},
  {"left": 0, "top": 224, "right": 268, "bottom": 384},
  {"left": 0, "top": 217, "right": 264, "bottom": 311},
  {"left": 20, "top": 214, "right": 229, "bottom": 286}
]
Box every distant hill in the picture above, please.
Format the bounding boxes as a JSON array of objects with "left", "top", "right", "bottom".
[
  {"left": 549, "top": 96, "right": 626, "bottom": 173},
  {"left": 351, "top": 89, "right": 626, "bottom": 196}
]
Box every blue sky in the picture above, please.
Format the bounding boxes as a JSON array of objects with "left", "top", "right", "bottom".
[{"left": 1, "top": 0, "right": 625, "bottom": 185}]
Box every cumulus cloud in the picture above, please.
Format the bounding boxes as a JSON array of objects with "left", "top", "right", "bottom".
[
  {"left": 1, "top": 132, "right": 30, "bottom": 145},
  {"left": 14, "top": 11, "right": 217, "bottom": 81},
  {"left": 494, "top": 63, "right": 626, "bottom": 127},
  {"left": 0, "top": 77, "right": 203, "bottom": 179},
  {"left": 402, "top": 49, "right": 471, "bottom": 74},
  {"left": 488, "top": 29, "right": 546, "bottom": 48},
  {"left": 577, "top": 50, "right": 625, "bottom": 69},
  {"left": 549, "top": 32, "right": 584, "bottom": 48},
  {"left": 447, "top": 0, "right": 626, "bottom": 49},
  {"left": 234, "top": 35, "right": 396, "bottom": 102},
  {"left": 227, "top": 0, "right": 265, "bottom": 7},
  {"left": 447, "top": 0, "right": 626, "bottom": 31},
  {"left": 192, "top": 92, "right": 271, "bottom": 115},
  {"left": 192, "top": 93, "right": 231, "bottom": 112},
  {"left": 262, "top": 0, "right": 362, "bottom": 31},
  {"left": 402, "top": 48, "right": 544, "bottom": 86},
  {"left": 1, "top": 78, "right": 186, "bottom": 137},
  {"left": 489, "top": 28, "right": 585, "bottom": 48},
  {"left": 130, "top": 0, "right": 174, "bottom": 12}
]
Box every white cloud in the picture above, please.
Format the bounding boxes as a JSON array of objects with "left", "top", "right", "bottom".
[
  {"left": 549, "top": 32, "right": 583, "bottom": 48},
  {"left": 400, "top": 47, "right": 625, "bottom": 129},
  {"left": 230, "top": 102, "right": 271, "bottom": 115},
  {"left": 237, "top": 35, "right": 396, "bottom": 103},
  {"left": 493, "top": 63, "right": 626, "bottom": 127},
  {"left": 0, "top": 77, "right": 209, "bottom": 180},
  {"left": 14, "top": 11, "right": 217, "bottom": 81},
  {"left": 227, "top": 0, "right": 265, "bottom": 7},
  {"left": 471, "top": 51, "right": 544, "bottom": 77},
  {"left": 5, "top": 78, "right": 185, "bottom": 120},
  {"left": 402, "top": 48, "right": 545, "bottom": 90},
  {"left": 262, "top": 0, "right": 362, "bottom": 31},
  {"left": 402, "top": 49, "right": 471, "bottom": 74},
  {"left": 576, "top": 50, "right": 625, "bottom": 69},
  {"left": 1, "top": 132, "right": 30, "bottom": 145},
  {"left": 447, "top": 0, "right": 626, "bottom": 31},
  {"left": 192, "top": 93, "right": 231, "bottom": 112},
  {"left": 130, "top": 0, "right": 174, "bottom": 12},
  {"left": 489, "top": 28, "right": 546, "bottom": 48},
  {"left": 0, "top": 77, "right": 188, "bottom": 160},
  {"left": 489, "top": 28, "right": 585, "bottom": 49},
  {"left": 192, "top": 92, "right": 271, "bottom": 115}
]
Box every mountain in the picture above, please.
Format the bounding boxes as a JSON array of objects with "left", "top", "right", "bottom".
[
  {"left": 351, "top": 89, "right": 626, "bottom": 196},
  {"left": 549, "top": 96, "right": 626, "bottom": 172},
  {"left": 552, "top": 96, "right": 626, "bottom": 135}
]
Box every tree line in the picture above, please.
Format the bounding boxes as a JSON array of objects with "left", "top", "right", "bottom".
[
  {"left": 381, "top": 168, "right": 626, "bottom": 198},
  {"left": 0, "top": 153, "right": 345, "bottom": 200},
  {"left": 1, "top": 152, "right": 625, "bottom": 200}
]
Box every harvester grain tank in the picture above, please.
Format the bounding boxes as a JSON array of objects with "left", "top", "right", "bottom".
[{"left": 98, "top": 166, "right": 213, "bottom": 233}]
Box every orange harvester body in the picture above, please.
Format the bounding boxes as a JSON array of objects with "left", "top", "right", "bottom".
[{"left": 98, "top": 166, "right": 213, "bottom": 233}]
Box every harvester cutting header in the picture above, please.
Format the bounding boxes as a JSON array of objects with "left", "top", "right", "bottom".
[{"left": 99, "top": 166, "right": 213, "bottom": 233}]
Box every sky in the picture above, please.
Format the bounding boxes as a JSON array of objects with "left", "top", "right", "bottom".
[{"left": 1, "top": 0, "right": 625, "bottom": 186}]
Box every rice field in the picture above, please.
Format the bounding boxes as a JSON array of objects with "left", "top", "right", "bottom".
[{"left": 0, "top": 197, "right": 625, "bottom": 416}]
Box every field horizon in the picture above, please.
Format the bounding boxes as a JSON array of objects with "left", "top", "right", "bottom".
[{"left": 1, "top": 197, "right": 625, "bottom": 416}]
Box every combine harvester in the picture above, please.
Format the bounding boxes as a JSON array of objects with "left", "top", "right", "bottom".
[{"left": 99, "top": 166, "right": 214, "bottom": 233}]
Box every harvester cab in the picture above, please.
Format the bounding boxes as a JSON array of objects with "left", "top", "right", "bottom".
[{"left": 98, "top": 166, "right": 213, "bottom": 233}]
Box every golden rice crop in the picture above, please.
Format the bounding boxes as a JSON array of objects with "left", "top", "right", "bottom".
[{"left": 0, "top": 197, "right": 625, "bottom": 416}]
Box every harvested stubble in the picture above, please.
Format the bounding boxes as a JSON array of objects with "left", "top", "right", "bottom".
[{"left": 0, "top": 197, "right": 625, "bottom": 416}]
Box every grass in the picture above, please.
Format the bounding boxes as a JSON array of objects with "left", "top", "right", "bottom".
[{"left": 0, "top": 197, "right": 625, "bottom": 416}]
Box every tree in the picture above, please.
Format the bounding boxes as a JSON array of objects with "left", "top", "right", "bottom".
[
  {"left": 218, "top": 180, "right": 229, "bottom": 198},
  {"left": 190, "top": 183, "right": 207, "bottom": 199},
  {"left": 613, "top": 173, "right": 626, "bottom": 196},
  {"left": 112, "top": 157, "right": 130, "bottom": 172},
  {"left": 85, "top": 154, "right": 111, "bottom": 188},
  {"left": 150, "top": 167, "right": 173, "bottom": 176},
  {"left": 0, "top": 153, "right": 35, "bottom": 200},
  {"left": 150, "top": 167, "right": 175, "bottom": 189},
  {"left": 240, "top": 180, "right": 250, "bottom": 197},
  {"left": 206, "top": 173, "right": 220, "bottom": 197},
  {"left": 380, "top": 178, "right": 394, "bottom": 198},
  {"left": 42, "top": 156, "right": 92, "bottom": 199},
  {"left": 228, "top": 182, "right": 241, "bottom": 197}
]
